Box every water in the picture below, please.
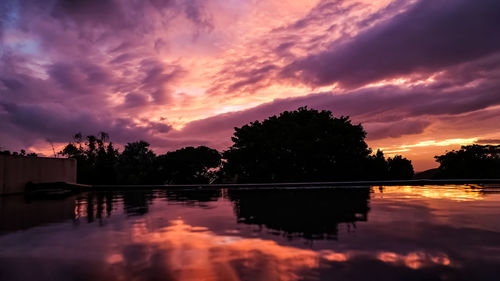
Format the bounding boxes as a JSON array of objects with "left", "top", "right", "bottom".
[{"left": 1, "top": 185, "right": 500, "bottom": 281}]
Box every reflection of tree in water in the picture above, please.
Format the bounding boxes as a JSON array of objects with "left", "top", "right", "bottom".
[
  {"left": 74, "top": 192, "right": 116, "bottom": 224},
  {"left": 121, "top": 191, "right": 155, "bottom": 216},
  {"left": 160, "top": 189, "right": 222, "bottom": 208},
  {"left": 227, "top": 188, "right": 370, "bottom": 240},
  {"left": 74, "top": 190, "right": 155, "bottom": 223}
]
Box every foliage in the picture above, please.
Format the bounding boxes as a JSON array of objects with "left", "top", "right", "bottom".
[
  {"left": 0, "top": 149, "right": 38, "bottom": 157},
  {"left": 59, "top": 134, "right": 222, "bottom": 185},
  {"left": 116, "top": 141, "right": 156, "bottom": 184},
  {"left": 434, "top": 145, "right": 500, "bottom": 178},
  {"left": 156, "top": 146, "right": 221, "bottom": 184},
  {"left": 222, "top": 107, "right": 369, "bottom": 182},
  {"left": 364, "top": 149, "right": 389, "bottom": 180},
  {"left": 59, "top": 132, "right": 118, "bottom": 184},
  {"left": 387, "top": 155, "right": 414, "bottom": 180},
  {"left": 55, "top": 108, "right": 418, "bottom": 184}
]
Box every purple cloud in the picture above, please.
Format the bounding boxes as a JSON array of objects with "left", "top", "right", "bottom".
[
  {"left": 476, "top": 139, "right": 500, "bottom": 145},
  {"left": 171, "top": 61, "right": 500, "bottom": 149},
  {"left": 281, "top": 0, "right": 500, "bottom": 88}
]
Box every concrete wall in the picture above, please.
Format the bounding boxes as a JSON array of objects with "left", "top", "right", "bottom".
[{"left": 0, "top": 155, "right": 77, "bottom": 195}]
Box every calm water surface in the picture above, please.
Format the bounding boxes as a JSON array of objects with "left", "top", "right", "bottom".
[{"left": 1, "top": 185, "right": 500, "bottom": 281}]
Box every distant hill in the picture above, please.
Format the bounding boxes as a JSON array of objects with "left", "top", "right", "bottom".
[{"left": 413, "top": 168, "right": 439, "bottom": 179}]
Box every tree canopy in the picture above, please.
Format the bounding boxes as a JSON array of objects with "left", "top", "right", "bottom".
[
  {"left": 434, "top": 144, "right": 500, "bottom": 179},
  {"left": 55, "top": 108, "right": 416, "bottom": 184},
  {"left": 220, "top": 107, "right": 412, "bottom": 183},
  {"left": 387, "top": 155, "right": 414, "bottom": 180},
  {"left": 60, "top": 132, "right": 118, "bottom": 184},
  {"left": 156, "top": 146, "right": 221, "bottom": 184},
  {"left": 59, "top": 134, "right": 221, "bottom": 184},
  {"left": 116, "top": 141, "right": 157, "bottom": 184}
]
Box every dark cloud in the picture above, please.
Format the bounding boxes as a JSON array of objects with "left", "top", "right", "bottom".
[
  {"left": 183, "top": 0, "right": 213, "bottom": 32},
  {"left": 123, "top": 93, "right": 149, "bottom": 108},
  {"left": 0, "top": 21, "right": 3, "bottom": 45},
  {"left": 279, "top": 0, "right": 360, "bottom": 32},
  {"left": 364, "top": 119, "right": 431, "bottom": 140},
  {"left": 51, "top": 0, "right": 127, "bottom": 28},
  {"left": 0, "top": 101, "right": 172, "bottom": 149},
  {"left": 281, "top": 0, "right": 500, "bottom": 88},
  {"left": 48, "top": 63, "right": 91, "bottom": 93},
  {"left": 140, "top": 61, "right": 184, "bottom": 90},
  {"left": 146, "top": 121, "right": 173, "bottom": 134},
  {"left": 110, "top": 53, "right": 137, "bottom": 64},
  {"left": 50, "top": 0, "right": 211, "bottom": 32},
  {"left": 476, "top": 139, "right": 500, "bottom": 145}
]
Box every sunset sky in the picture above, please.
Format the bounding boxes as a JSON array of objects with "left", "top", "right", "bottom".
[{"left": 1, "top": 0, "right": 500, "bottom": 171}]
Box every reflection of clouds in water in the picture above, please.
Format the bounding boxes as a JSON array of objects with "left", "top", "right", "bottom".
[
  {"left": 378, "top": 185, "right": 484, "bottom": 201},
  {"left": 3, "top": 186, "right": 499, "bottom": 281},
  {"left": 126, "top": 219, "right": 321, "bottom": 281},
  {"left": 377, "top": 251, "right": 451, "bottom": 269},
  {"left": 103, "top": 219, "right": 453, "bottom": 281}
]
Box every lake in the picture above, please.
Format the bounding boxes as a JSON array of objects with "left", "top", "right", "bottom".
[{"left": 1, "top": 185, "right": 500, "bottom": 281}]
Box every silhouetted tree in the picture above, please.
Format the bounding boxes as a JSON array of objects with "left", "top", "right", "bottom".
[
  {"left": 156, "top": 146, "right": 221, "bottom": 184},
  {"left": 121, "top": 190, "right": 155, "bottom": 216},
  {"left": 0, "top": 149, "right": 37, "bottom": 157},
  {"left": 60, "top": 132, "right": 118, "bottom": 184},
  {"left": 220, "top": 107, "right": 372, "bottom": 183},
  {"left": 434, "top": 145, "right": 500, "bottom": 178},
  {"left": 116, "top": 141, "right": 156, "bottom": 184},
  {"left": 56, "top": 115, "right": 416, "bottom": 185},
  {"left": 387, "top": 155, "right": 414, "bottom": 180},
  {"left": 364, "top": 149, "right": 389, "bottom": 180}
]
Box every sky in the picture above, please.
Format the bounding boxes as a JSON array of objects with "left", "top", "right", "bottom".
[{"left": 1, "top": 0, "right": 500, "bottom": 171}]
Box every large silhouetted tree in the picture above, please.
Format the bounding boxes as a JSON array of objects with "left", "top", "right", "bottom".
[
  {"left": 156, "top": 146, "right": 221, "bottom": 184},
  {"left": 220, "top": 107, "right": 373, "bottom": 183},
  {"left": 434, "top": 145, "right": 500, "bottom": 178},
  {"left": 116, "top": 141, "right": 156, "bottom": 184}
]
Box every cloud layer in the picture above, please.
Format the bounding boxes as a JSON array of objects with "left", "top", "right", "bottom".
[{"left": 1, "top": 0, "right": 500, "bottom": 170}]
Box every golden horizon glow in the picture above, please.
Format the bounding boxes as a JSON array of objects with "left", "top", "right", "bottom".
[{"left": 376, "top": 185, "right": 485, "bottom": 201}]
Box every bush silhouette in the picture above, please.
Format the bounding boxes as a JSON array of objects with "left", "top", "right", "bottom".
[{"left": 435, "top": 145, "right": 500, "bottom": 178}]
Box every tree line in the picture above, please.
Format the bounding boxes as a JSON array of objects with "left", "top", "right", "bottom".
[
  {"left": 58, "top": 107, "right": 414, "bottom": 184},
  {"left": 3, "top": 107, "right": 498, "bottom": 183}
]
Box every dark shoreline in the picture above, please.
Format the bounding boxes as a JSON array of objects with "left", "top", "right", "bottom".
[
  {"left": 19, "top": 179, "right": 500, "bottom": 195},
  {"left": 94, "top": 179, "right": 500, "bottom": 189}
]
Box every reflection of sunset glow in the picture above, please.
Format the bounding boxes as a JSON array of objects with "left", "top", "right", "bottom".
[
  {"left": 323, "top": 252, "right": 348, "bottom": 262},
  {"left": 377, "top": 251, "right": 451, "bottom": 269},
  {"left": 129, "top": 219, "right": 322, "bottom": 281},
  {"left": 379, "top": 185, "right": 484, "bottom": 201},
  {"left": 106, "top": 254, "right": 124, "bottom": 264}
]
